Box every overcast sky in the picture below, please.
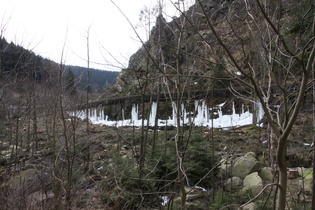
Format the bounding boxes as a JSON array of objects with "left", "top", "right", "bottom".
[{"left": 0, "top": 0, "right": 194, "bottom": 71}]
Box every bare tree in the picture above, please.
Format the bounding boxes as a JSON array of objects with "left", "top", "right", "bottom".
[{"left": 175, "top": 0, "right": 315, "bottom": 208}]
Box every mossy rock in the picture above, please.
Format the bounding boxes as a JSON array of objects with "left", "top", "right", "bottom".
[
  {"left": 299, "top": 177, "right": 313, "bottom": 195},
  {"left": 242, "top": 172, "right": 263, "bottom": 197},
  {"left": 224, "top": 176, "right": 243, "bottom": 191},
  {"left": 258, "top": 167, "right": 274, "bottom": 182},
  {"left": 232, "top": 153, "right": 262, "bottom": 179},
  {"left": 297, "top": 167, "right": 313, "bottom": 179},
  {"left": 219, "top": 159, "right": 233, "bottom": 178},
  {"left": 242, "top": 202, "right": 257, "bottom": 210}
]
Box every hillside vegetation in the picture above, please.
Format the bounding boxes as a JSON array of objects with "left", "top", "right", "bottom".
[{"left": 0, "top": 37, "right": 118, "bottom": 96}]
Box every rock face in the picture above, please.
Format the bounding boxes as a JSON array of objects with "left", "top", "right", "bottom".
[
  {"left": 114, "top": 0, "right": 235, "bottom": 96},
  {"left": 242, "top": 172, "right": 263, "bottom": 197},
  {"left": 232, "top": 152, "right": 262, "bottom": 179}
]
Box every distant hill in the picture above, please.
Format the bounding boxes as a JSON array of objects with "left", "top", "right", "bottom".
[
  {"left": 0, "top": 37, "right": 119, "bottom": 93},
  {"left": 0, "top": 37, "right": 53, "bottom": 83},
  {"left": 66, "top": 66, "right": 119, "bottom": 92}
]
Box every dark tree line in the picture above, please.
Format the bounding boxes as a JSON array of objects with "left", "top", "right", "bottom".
[
  {"left": 66, "top": 65, "right": 118, "bottom": 92},
  {"left": 0, "top": 37, "right": 118, "bottom": 93},
  {"left": 0, "top": 37, "right": 51, "bottom": 83}
]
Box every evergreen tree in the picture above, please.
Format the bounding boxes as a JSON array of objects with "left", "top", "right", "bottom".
[
  {"left": 212, "top": 51, "right": 230, "bottom": 88},
  {"left": 64, "top": 68, "right": 76, "bottom": 96}
]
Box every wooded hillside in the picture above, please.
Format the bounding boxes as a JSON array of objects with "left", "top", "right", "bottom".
[{"left": 0, "top": 0, "right": 314, "bottom": 209}]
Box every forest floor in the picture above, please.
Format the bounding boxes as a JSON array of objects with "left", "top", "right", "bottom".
[{"left": 0, "top": 111, "right": 313, "bottom": 209}]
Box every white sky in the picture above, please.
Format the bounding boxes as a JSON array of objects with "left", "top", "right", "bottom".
[{"left": 1, "top": 0, "right": 194, "bottom": 71}]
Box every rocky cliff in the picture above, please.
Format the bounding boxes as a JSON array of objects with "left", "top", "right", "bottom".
[
  {"left": 114, "top": 0, "right": 237, "bottom": 96},
  {"left": 113, "top": 0, "right": 313, "bottom": 102}
]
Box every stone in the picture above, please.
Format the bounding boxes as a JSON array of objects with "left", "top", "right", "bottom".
[
  {"left": 242, "top": 172, "right": 263, "bottom": 197},
  {"left": 219, "top": 159, "right": 233, "bottom": 178},
  {"left": 232, "top": 154, "right": 261, "bottom": 179},
  {"left": 241, "top": 202, "right": 257, "bottom": 210},
  {"left": 224, "top": 176, "right": 243, "bottom": 191},
  {"left": 299, "top": 177, "right": 313, "bottom": 195},
  {"left": 258, "top": 167, "right": 274, "bottom": 182},
  {"left": 173, "top": 186, "right": 208, "bottom": 209},
  {"left": 244, "top": 152, "right": 256, "bottom": 159},
  {"left": 297, "top": 167, "right": 313, "bottom": 179}
]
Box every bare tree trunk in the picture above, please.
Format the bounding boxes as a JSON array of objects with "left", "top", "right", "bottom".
[
  {"left": 312, "top": 55, "right": 315, "bottom": 209},
  {"left": 151, "top": 80, "right": 160, "bottom": 157},
  {"left": 138, "top": 76, "right": 149, "bottom": 179}
]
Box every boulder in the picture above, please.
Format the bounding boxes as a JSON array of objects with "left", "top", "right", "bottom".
[
  {"left": 232, "top": 153, "right": 261, "bottom": 179},
  {"left": 224, "top": 176, "right": 242, "bottom": 191},
  {"left": 299, "top": 177, "right": 313, "bottom": 195},
  {"left": 244, "top": 152, "right": 256, "bottom": 159},
  {"left": 242, "top": 172, "right": 263, "bottom": 197},
  {"left": 258, "top": 167, "right": 274, "bottom": 182},
  {"left": 241, "top": 202, "right": 257, "bottom": 210},
  {"left": 173, "top": 186, "right": 208, "bottom": 209},
  {"left": 219, "top": 159, "right": 233, "bottom": 178},
  {"left": 297, "top": 167, "right": 313, "bottom": 179},
  {"left": 185, "top": 186, "right": 205, "bottom": 201}
]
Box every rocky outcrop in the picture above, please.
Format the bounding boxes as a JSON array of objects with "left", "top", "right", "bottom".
[{"left": 114, "top": 0, "right": 236, "bottom": 96}]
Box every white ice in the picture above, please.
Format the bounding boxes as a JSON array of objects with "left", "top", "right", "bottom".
[{"left": 69, "top": 100, "right": 264, "bottom": 129}]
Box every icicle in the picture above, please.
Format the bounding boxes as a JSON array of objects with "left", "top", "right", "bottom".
[
  {"left": 204, "top": 101, "right": 209, "bottom": 124},
  {"left": 131, "top": 104, "right": 138, "bottom": 122},
  {"left": 217, "top": 106, "right": 223, "bottom": 119},
  {"left": 101, "top": 109, "right": 104, "bottom": 120},
  {"left": 172, "top": 102, "right": 177, "bottom": 126},
  {"left": 149, "top": 102, "right": 157, "bottom": 126},
  {"left": 195, "top": 100, "right": 205, "bottom": 126},
  {"left": 181, "top": 103, "right": 186, "bottom": 125},
  {"left": 232, "top": 102, "right": 236, "bottom": 115}
]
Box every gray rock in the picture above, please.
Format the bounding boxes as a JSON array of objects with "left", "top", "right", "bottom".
[
  {"left": 174, "top": 186, "right": 208, "bottom": 209},
  {"left": 258, "top": 167, "right": 274, "bottom": 182},
  {"left": 244, "top": 152, "right": 256, "bottom": 159},
  {"left": 219, "top": 159, "right": 233, "bottom": 178},
  {"left": 242, "top": 172, "right": 263, "bottom": 197},
  {"left": 297, "top": 167, "right": 313, "bottom": 179},
  {"left": 299, "top": 177, "right": 313, "bottom": 195},
  {"left": 232, "top": 154, "right": 261, "bottom": 179},
  {"left": 242, "top": 202, "right": 257, "bottom": 210},
  {"left": 224, "top": 176, "right": 243, "bottom": 191}
]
